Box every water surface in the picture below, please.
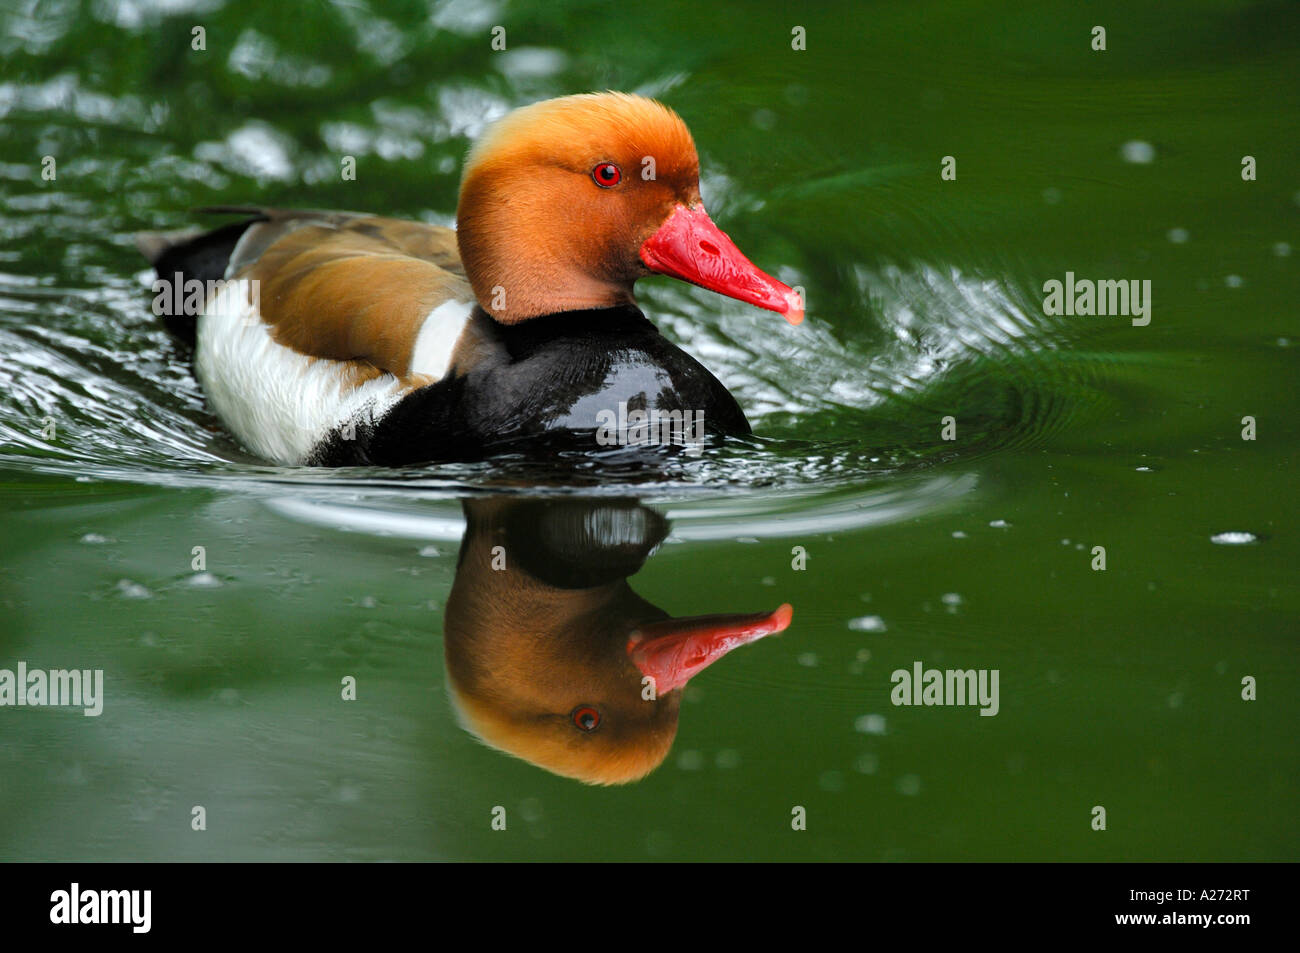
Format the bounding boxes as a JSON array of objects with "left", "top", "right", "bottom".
[{"left": 0, "top": 0, "right": 1296, "bottom": 860}]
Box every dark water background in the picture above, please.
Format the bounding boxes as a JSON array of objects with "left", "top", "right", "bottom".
[{"left": 0, "top": 0, "right": 1296, "bottom": 859}]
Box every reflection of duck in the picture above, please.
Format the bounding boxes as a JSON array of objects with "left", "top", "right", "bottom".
[
  {"left": 445, "top": 498, "right": 792, "bottom": 784},
  {"left": 137, "top": 92, "right": 802, "bottom": 466}
]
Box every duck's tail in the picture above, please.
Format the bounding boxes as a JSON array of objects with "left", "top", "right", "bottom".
[{"left": 135, "top": 209, "right": 268, "bottom": 347}]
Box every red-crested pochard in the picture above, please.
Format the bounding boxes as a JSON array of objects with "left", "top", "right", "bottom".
[{"left": 136, "top": 92, "right": 803, "bottom": 465}]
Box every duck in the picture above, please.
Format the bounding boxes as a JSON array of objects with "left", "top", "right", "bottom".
[
  {"left": 445, "top": 497, "right": 793, "bottom": 784},
  {"left": 136, "top": 92, "right": 803, "bottom": 466}
]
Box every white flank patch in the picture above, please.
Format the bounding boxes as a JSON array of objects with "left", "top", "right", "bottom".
[
  {"left": 409, "top": 298, "right": 474, "bottom": 379},
  {"left": 196, "top": 282, "right": 407, "bottom": 465}
]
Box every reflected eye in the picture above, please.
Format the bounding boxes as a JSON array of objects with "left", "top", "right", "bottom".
[
  {"left": 571, "top": 706, "right": 601, "bottom": 731},
  {"left": 591, "top": 162, "right": 621, "bottom": 188}
]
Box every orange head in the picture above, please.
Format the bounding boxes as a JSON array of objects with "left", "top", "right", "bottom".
[{"left": 456, "top": 92, "right": 803, "bottom": 325}]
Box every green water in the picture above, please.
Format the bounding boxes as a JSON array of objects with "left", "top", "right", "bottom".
[{"left": 0, "top": 0, "right": 1296, "bottom": 860}]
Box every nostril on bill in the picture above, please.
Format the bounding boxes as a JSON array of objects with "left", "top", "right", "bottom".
[{"left": 699, "top": 240, "right": 719, "bottom": 256}]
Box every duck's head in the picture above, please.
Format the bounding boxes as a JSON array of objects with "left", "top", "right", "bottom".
[
  {"left": 444, "top": 498, "right": 793, "bottom": 785},
  {"left": 456, "top": 91, "right": 803, "bottom": 326}
]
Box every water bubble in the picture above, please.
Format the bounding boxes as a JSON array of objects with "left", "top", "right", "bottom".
[
  {"left": 1273, "top": 241, "right": 1291, "bottom": 257},
  {"left": 187, "top": 572, "right": 221, "bottom": 588},
  {"left": 1210, "top": 531, "right": 1257, "bottom": 545},
  {"left": 895, "top": 774, "right": 922, "bottom": 796},
  {"left": 818, "top": 770, "right": 845, "bottom": 792},
  {"left": 1042, "top": 187, "right": 1061, "bottom": 205},
  {"left": 715, "top": 749, "right": 741, "bottom": 770},
  {"left": 848, "top": 615, "right": 886, "bottom": 633},
  {"left": 677, "top": 749, "right": 704, "bottom": 771},
  {"left": 332, "top": 780, "right": 363, "bottom": 803},
  {"left": 854, "top": 752, "right": 879, "bottom": 775},
  {"left": 940, "top": 592, "right": 963, "bottom": 608},
  {"left": 58, "top": 763, "right": 89, "bottom": 786},
  {"left": 951, "top": 530, "right": 967, "bottom": 539},
  {"left": 1166, "top": 227, "right": 1189, "bottom": 243},
  {"left": 115, "top": 579, "right": 151, "bottom": 600},
  {"left": 417, "top": 545, "right": 440, "bottom": 557},
  {"left": 79, "top": 533, "right": 111, "bottom": 544},
  {"left": 1120, "top": 140, "right": 1156, "bottom": 164},
  {"left": 989, "top": 519, "right": 1011, "bottom": 529},
  {"left": 797, "top": 652, "right": 819, "bottom": 667},
  {"left": 645, "top": 830, "right": 672, "bottom": 856},
  {"left": 1224, "top": 274, "right": 1244, "bottom": 288},
  {"left": 855, "top": 713, "right": 887, "bottom": 735}
]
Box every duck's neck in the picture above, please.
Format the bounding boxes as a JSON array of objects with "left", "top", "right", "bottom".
[
  {"left": 457, "top": 225, "right": 639, "bottom": 323},
  {"left": 480, "top": 303, "right": 658, "bottom": 357}
]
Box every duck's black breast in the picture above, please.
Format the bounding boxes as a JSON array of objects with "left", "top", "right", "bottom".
[{"left": 330, "top": 305, "right": 750, "bottom": 466}]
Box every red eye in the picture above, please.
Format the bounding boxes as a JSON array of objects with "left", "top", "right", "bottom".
[
  {"left": 572, "top": 706, "right": 600, "bottom": 731},
  {"left": 591, "top": 162, "right": 621, "bottom": 187}
]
